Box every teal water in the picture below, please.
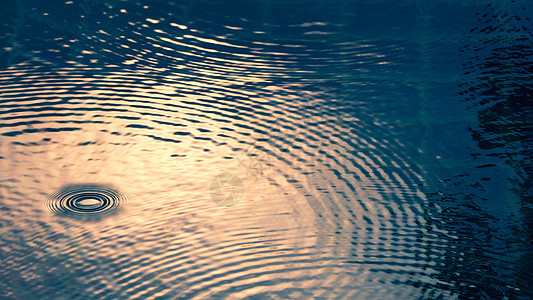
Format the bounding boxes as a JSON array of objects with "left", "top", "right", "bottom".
[{"left": 0, "top": 0, "right": 531, "bottom": 299}]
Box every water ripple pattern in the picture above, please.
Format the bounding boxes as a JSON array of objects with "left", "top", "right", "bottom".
[
  {"left": 46, "top": 184, "right": 127, "bottom": 220},
  {"left": 0, "top": 0, "right": 531, "bottom": 299}
]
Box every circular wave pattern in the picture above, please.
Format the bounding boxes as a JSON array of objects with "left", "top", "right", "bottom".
[
  {"left": 0, "top": 0, "right": 530, "bottom": 299},
  {"left": 46, "top": 184, "right": 126, "bottom": 220}
]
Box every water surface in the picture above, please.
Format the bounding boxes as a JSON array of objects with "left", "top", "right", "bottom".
[{"left": 0, "top": 0, "right": 531, "bottom": 299}]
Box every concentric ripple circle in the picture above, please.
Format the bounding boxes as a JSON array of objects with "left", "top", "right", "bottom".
[{"left": 46, "top": 184, "right": 127, "bottom": 220}]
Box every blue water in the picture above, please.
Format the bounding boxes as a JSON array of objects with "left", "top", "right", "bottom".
[{"left": 0, "top": 0, "right": 531, "bottom": 299}]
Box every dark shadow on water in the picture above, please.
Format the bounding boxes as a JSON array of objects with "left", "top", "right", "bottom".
[{"left": 428, "top": 1, "right": 532, "bottom": 298}]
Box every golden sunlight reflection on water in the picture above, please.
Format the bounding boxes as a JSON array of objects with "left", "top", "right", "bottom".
[{"left": 2, "top": 0, "right": 530, "bottom": 298}]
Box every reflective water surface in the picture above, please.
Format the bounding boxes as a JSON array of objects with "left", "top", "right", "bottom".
[{"left": 0, "top": 0, "right": 531, "bottom": 299}]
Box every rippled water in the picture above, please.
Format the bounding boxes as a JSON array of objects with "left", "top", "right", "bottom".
[{"left": 0, "top": 0, "right": 531, "bottom": 299}]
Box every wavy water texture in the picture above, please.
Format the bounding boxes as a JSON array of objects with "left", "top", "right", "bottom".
[
  {"left": 46, "top": 183, "right": 128, "bottom": 220},
  {"left": 0, "top": 0, "right": 531, "bottom": 299}
]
